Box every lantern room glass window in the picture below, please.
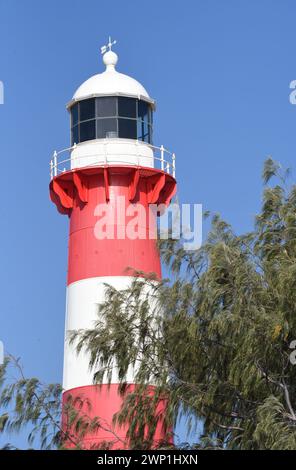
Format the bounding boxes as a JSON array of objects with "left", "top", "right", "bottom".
[
  {"left": 79, "top": 99, "right": 95, "bottom": 121},
  {"left": 118, "top": 97, "right": 137, "bottom": 118},
  {"left": 118, "top": 118, "right": 137, "bottom": 139},
  {"left": 70, "top": 97, "right": 153, "bottom": 145},
  {"left": 97, "top": 118, "right": 117, "bottom": 139},
  {"left": 80, "top": 120, "right": 96, "bottom": 142},
  {"left": 96, "top": 97, "right": 117, "bottom": 117}
]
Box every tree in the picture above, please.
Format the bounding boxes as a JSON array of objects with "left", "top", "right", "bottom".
[{"left": 1, "top": 159, "right": 296, "bottom": 449}]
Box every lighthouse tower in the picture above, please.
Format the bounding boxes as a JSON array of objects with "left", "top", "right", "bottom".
[{"left": 50, "top": 39, "right": 177, "bottom": 449}]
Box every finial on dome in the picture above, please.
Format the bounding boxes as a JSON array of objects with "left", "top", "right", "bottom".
[{"left": 101, "top": 36, "right": 118, "bottom": 71}]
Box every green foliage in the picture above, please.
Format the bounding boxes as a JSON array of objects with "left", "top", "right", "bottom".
[{"left": 0, "top": 356, "right": 63, "bottom": 449}]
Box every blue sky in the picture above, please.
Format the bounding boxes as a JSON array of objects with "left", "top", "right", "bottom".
[{"left": 0, "top": 0, "right": 296, "bottom": 447}]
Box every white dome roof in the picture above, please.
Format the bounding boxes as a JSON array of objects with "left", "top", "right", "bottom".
[
  {"left": 71, "top": 49, "right": 154, "bottom": 106},
  {"left": 73, "top": 70, "right": 150, "bottom": 100}
]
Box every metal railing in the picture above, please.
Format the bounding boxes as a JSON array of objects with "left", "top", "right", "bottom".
[{"left": 49, "top": 141, "right": 176, "bottom": 180}]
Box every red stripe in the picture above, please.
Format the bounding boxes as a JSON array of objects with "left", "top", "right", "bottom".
[
  {"left": 62, "top": 384, "right": 171, "bottom": 449},
  {"left": 67, "top": 171, "right": 162, "bottom": 284}
]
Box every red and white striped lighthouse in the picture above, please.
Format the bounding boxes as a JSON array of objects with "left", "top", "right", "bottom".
[{"left": 50, "top": 38, "right": 177, "bottom": 449}]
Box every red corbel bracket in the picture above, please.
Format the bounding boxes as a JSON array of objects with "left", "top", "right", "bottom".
[
  {"left": 104, "top": 167, "right": 110, "bottom": 202},
  {"left": 161, "top": 178, "right": 177, "bottom": 206},
  {"left": 49, "top": 187, "right": 71, "bottom": 215},
  {"left": 128, "top": 168, "right": 140, "bottom": 201},
  {"left": 52, "top": 179, "right": 74, "bottom": 209},
  {"left": 73, "top": 172, "right": 88, "bottom": 203},
  {"left": 147, "top": 173, "right": 166, "bottom": 204}
]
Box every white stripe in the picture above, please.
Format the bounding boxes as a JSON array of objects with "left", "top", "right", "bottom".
[{"left": 63, "top": 276, "right": 142, "bottom": 391}]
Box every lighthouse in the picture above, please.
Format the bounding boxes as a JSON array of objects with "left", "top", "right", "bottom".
[{"left": 50, "top": 38, "right": 177, "bottom": 449}]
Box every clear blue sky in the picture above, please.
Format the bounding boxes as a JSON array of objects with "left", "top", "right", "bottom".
[{"left": 0, "top": 0, "right": 296, "bottom": 448}]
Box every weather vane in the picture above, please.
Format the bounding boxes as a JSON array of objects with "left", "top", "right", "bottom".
[{"left": 101, "top": 36, "right": 117, "bottom": 55}]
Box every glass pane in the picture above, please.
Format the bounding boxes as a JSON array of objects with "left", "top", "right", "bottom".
[
  {"left": 138, "top": 100, "right": 149, "bottom": 122},
  {"left": 118, "top": 118, "right": 137, "bottom": 139},
  {"left": 71, "top": 125, "right": 79, "bottom": 145},
  {"left": 137, "top": 119, "right": 152, "bottom": 143},
  {"left": 97, "top": 97, "right": 117, "bottom": 117},
  {"left": 143, "top": 132, "right": 150, "bottom": 143},
  {"left": 118, "top": 97, "right": 137, "bottom": 118},
  {"left": 97, "top": 118, "right": 118, "bottom": 138},
  {"left": 71, "top": 103, "right": 78, "bottom": 126},
  {"left": 149, "top": 107, "right": 153, "bottom": 125},
  {"left": 79, "top": 120, "right": 96, "bottom": 142},
  {"left": 143, "top": 120, "right": 149, "bottom": 137},
  {"left": 79, "top": 98, "right": 95, "bottom": 121},
  {"left": 137, "top": 119, "right": 144, "bottom": 141},
  {"left": 149, "top": 124, "right": 153, "bottom": 143}
]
